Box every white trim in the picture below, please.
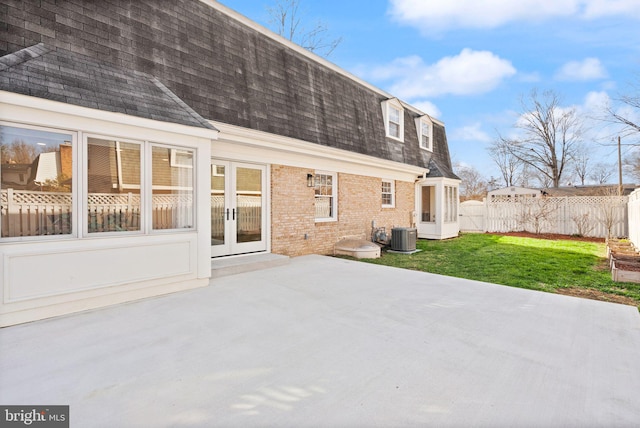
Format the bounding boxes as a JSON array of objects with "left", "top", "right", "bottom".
[
  {"left": 211, "top": 121, "right": 427, "bottom": 182},
  {"left": 0, "top": 91, "right": 219, "bottom": 140},
  {"left": 381, "top": 99, "right": 404, "bottom": 142},
  {"left": 415, "top": 115, "right": 433, "bottom": 152},
  {"left": 314, "top": 170, "right": 338, "bottom": 222},
  {"left": 382, "top": 179, "right": 395, "bottom": 208}
]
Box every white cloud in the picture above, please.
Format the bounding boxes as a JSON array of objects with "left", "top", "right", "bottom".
[
  {"left": 583, "top": 90, "right": 610, "bottom": 112},
  {"left": 389, "top": 0, "right": 640, "bottom": 32},
  {"left": 367, "top": 49, "right": 516, "bottom": 99},
  {"left": 410, "top": 100, "right": 442, "bottom": 118},
  {"left": 582, "top": 0, "right": 640, "bottom": 19},
  {"left": 450, "top": 123, "right": 493, "bottom": 143},
  {"left": 555, "top": 58, "right": 608, "bottom": 81}
]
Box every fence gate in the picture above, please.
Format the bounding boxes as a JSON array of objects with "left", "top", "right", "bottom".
[{"left": 459, "top": 200, "right": 485, "bottom": 232}]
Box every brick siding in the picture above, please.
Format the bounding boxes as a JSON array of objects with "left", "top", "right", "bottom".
[{"left": 271, "top": 165, "right": 414, "bottom": 256}]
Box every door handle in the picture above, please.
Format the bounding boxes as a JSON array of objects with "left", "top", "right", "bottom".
[
  {"left": 232, "top": 208, "right": 236, "bottom": 220},
  {"left": 226, "top": 208, "right": 229, "bottom": 221}
]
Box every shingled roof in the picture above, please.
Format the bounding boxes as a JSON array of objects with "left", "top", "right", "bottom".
[
  {"left": 0, "top": 1, "right": 458, "bottom": 178},
  {"left": 0, "top": 43, "right": 216, "bottom": 131}
]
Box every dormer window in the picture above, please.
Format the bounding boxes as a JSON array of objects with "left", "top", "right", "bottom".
[
  {"left": 416, "top": 115, "right": 433, "bottom": 151},
  {"left": 382, "top": 99, "right": 404, "bottom": 142}
]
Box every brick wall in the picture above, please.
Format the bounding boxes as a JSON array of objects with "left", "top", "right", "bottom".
[{"left": 271, "top": 165, "right": 415, "bottom": 256}]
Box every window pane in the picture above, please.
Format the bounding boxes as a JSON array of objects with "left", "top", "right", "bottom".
[
  {"left": 315, "top": 173, "right": 334, "bottom": 219},
  {"left": 211, "top": 163, "right": 225, "bottom": 246},
  {"left": 421, "top": 186, "right": 435, "bottom": 222},
  {"left": 382, "top": 180, "right": 393, "bottom": 206},
  {"left": 236, "top": 167, "right": 262, "bottom": 243},
  {"left": 152, "top": 146, "right": 194, "bottom": 230},
  {"left": 87, "top": 138, "right": 141, "bottom": 233},
  {"left": 389, "top": 122, "right": 400, "bottom": 138},
  {"left": 0, "top": 125, "right": 73, "bottom": 237},
  {"left": 389, "top": 106, "right": 400, "bottom": 123}
]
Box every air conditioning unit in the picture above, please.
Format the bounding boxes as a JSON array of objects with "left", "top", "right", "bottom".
[{"left": 391, "top": 227, "right": 417, "bottom": 252}]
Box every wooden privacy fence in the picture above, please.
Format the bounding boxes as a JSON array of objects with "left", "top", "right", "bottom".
[
  {"left": 629, "top": 189, "right": 640, "bottom": 248},
  {"left": 1, "top": 189, "right": 194, "bottom": 236},
  {"left": 460, "top": 196, "right": 629, "bottom": 238}
]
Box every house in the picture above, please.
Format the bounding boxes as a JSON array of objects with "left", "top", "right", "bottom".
[
  {"left": 0, "top": 0, "right": 459, "bottom": 326},
  {"left": 487, "top": 187, "right": 542, "bottom": 200}
]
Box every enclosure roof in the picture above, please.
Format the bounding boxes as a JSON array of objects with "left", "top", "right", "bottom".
[{"left": 0, "top": 43, "right": 217, "bottom": 131}]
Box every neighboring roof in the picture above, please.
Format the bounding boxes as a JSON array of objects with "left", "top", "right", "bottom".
[
  {"left": 541, "top": 185, "right": 639, "bottom": 197},
  {"left": 488, "top": 186, "right": 540, "bottom": 196},
  {"left": 0, "top": 43, "right": 216, "bottom": 131}
]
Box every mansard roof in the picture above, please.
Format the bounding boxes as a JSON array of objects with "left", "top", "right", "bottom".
[
  {"left": 0, "top": 0, "right": 456, "bottom": 179},
  {"left": 0, "top": 43, "right": 216, "bottom": 131}
]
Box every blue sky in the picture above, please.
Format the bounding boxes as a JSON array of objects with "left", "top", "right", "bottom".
[{"left": 221, "top": 0, "right": 640, "bottom": 184}]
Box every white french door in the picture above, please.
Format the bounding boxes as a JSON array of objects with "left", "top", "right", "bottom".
[{"left": 211, "top": 160, "right": 267, "bottom": 257}]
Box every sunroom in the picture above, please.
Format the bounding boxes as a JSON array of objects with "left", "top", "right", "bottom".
[{"left": 0, "top": 44, "right": 217, "bottom": 326}]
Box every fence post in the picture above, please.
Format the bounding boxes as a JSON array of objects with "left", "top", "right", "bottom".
[
  {"left": 7, "top": 188, "right": 15, "bottom": 237},
  {"left": 563, "top": 197, "right": 568, "bottom": 235}
]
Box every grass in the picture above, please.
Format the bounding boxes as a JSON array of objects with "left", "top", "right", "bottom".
[{"left": 356, "top": 233, "right": 640, "bottom": 307}]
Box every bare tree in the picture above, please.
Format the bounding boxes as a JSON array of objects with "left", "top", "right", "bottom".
[
  {"left": 571, "top": 212, "right": 594, "bottom": 237},
  {"left": 515, "top": 196, "right": 559, "bottom": 234},
  {"left": 627, "top": 149, "right": 640, "bottom": 181},
  {"left": 573, "top": 146, "right": 590, "bottom": 185},
  {"left": 455, "top": 163, "right": 488, "bottom": 201},
  {"left": 589, "top": 162, "right": 614, "bottom": 184},
  {"left": 605, "top": 77, "right": 640, "bottom": 134},
  {"left": 602, "top": 76, "right": 640, "bottom": 181},
  {"left": 488, "top": 138, "right": 521, "bottom": 187},
  {"left": 267, "top": 0, "right": 342, "bottom": 57},
  {"left": 1, "top": 139, "right": 39, "bottom": 164},
  {"left": 596, "top": 186, "right": 626, "bottom": 239},
  {"left": 500, "top": 89, "right": 584, "bottom": 188}
]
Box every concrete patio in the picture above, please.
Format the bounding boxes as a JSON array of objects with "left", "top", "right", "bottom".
[{"left": 1, "top": 255, "right": 640, "bottom": 427}]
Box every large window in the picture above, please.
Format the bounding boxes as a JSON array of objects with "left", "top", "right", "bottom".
[
  {"left": 314, "top": 171, "right": 337, "bottom": 222},
  {"left": 87, "top": 137, "right": 141, "bottom": 233},
  {"left": 0, "top": 124, "right": 74, "bottom": 238},
  {"left": 444, "top": 185, "right": 458, "bottom": 223},
  {"left": 382, "top": 179, "right": 395, "bottom": 208},
  {"left": 152, "top": 146, "right": 195, "bottom": 230},
  {"left": 0, "top": 122, "right": 197, "bottom": 240},
  {"left": 421, "top": 185, "right": 435, "bottom": 223}
]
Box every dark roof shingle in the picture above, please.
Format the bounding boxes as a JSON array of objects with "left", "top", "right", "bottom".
[{"left": 0, "top": 43, "right": 216, "bottom": 131}]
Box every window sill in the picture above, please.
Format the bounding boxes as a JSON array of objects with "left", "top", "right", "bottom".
[{"left": 315, "top": 218, "right": 337, "bottom": 223}]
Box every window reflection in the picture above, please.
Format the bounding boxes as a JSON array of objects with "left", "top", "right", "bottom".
[
  {"left": 87, "top": 138, "right": 141, "bottom": 232},
  {"left": 0, "top": 125, "right": 73, "bottom": 237}
]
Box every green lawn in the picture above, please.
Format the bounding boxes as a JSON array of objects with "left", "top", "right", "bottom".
[{"left": 357, "top": 233, "right": 640, "bottom": 307}]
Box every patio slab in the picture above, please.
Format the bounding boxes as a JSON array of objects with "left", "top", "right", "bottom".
[{"left": 1, "top": 255, "right": 640, "bottom": 427}]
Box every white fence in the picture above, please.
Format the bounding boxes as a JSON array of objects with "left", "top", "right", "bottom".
[
  {"left": 211, "top": 195, "right": 262, "bottom": 238},
  {"left": 459, "top": 200, "right": 484, "bottom": 232},
  {"left": 1, "top": 189, "right": 194, "bottom": 236},
  {"left": 629, "top": 189, "right": 640, "bottom": 248},
  {"left": 460, "top": 196, "right": 629, "bottom": 238}
]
